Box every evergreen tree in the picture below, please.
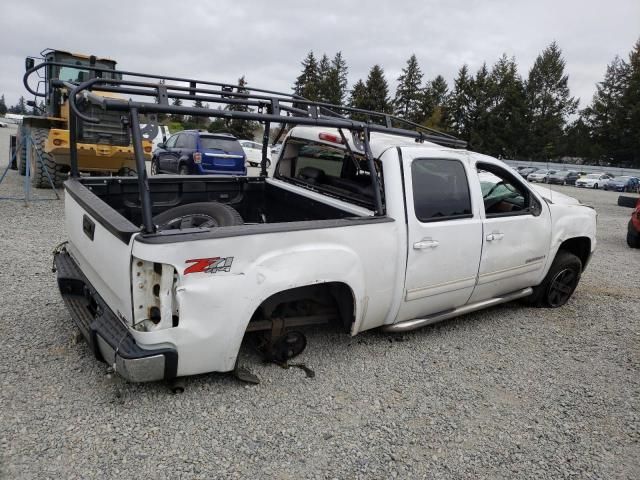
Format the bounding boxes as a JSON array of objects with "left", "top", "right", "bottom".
[
  {"left": 317, "top": 54, "right": 332, "bottom": 103},
  {"left": 620, "top": 39, "right": 640, "bottom": 165},
  {"left": 525, "top": 42, "right": 578, "bottom": 160},
  {"left": 0, "top": 94, "right": 7, "bottom": 115},
  {"left": 582, "top": 55, "right": 629, "bottom": 163},
  {"left": 363, "top": 65, "right": 392, "bottom": 114},
  {"left": 393, "top": 54, "right": 423, "bottom": 122},
  {"left": 170, "top": 97, "right": 183, "bottom": 123},
  {"left": 446, "top": 65, "right": 474, "bottom": 139},
  {"left": 349, "top": 79, "right": 368, "bottom": 109},
  {"left": 192, "top": 99, "right": 206, "bottom": 128},
  {"left": 293, "top": 51, "right": 320, "bottom": 101},
  {"left": 467, "top": 63, "right": 493, "bottom": 152},
  {"left": 485, "top": 55, "right": 528, "bottom": 158},
  {"left": 226, "top": 76, "right": 258, "bottom": 139},
  {"left": 421, "top": 75, "right": 449, "bottom": 130},
  {"left": 319, "top": 52, "right": 349, "bottom": 106}
]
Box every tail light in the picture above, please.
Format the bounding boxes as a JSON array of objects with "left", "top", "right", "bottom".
[
  {"left": 131, "top": 258, "right": 179, "bottom": 331},
  {"left": 318, "top": 132, "right": 342, "bottom": 144},
  {"left": 193, "top": 152, "right": 202, "bottom": 164}
]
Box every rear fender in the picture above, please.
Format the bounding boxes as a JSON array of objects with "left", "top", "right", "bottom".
[{"left": 130, "top": 242, "right": 364, "bottom": 375}]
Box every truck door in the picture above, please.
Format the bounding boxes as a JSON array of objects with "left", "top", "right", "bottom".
[
  {"left": 159, "top": 133, "right": 178, "bottom": 172},
  {"left": 396, "top": 151, "right": 483, "bottom": 322},
  {"left": 468, "top": 160, "right": 551, "bottom": 303}
]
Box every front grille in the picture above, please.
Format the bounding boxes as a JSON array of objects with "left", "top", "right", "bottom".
[{"left": 77, "top": 103, "right": 131, "bottom": 146}]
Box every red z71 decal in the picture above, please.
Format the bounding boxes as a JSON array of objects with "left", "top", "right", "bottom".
[{"left": 184, "top": 257, "right": 234, "bottom": 275}]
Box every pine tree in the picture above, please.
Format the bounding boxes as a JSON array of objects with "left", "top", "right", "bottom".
[
  {"left": 293, "top": 51, "right": 320, "bottom": 101},
  {"left": 485, "top": 55, "right": 528, "bottom": 158},
  {"left": 226, "top": 76, "right": 258, "bottom": 139},
  {"left": 320, "top": 52, "right": 349, "bottom": 106},
  {"left": 525, "top": 42, "right": 578, "bottom": 160},
  {"left": 583, "top": 55, "right": 629, "bottom": 163},
  {"left": 393, "top": 54, "right": 423, "bottom": 122},
  {"left": 317, "top": 54, "right": 332, "bottom": 103},
  {"left": 170, "top": 97, "right": 183, "bottom": 123},
  {"left": 467, "top": 63, "right": 493, "bottom": 152},
  {"left": 620, "top": 39, "right": 640, "bottom": 165},
  {"left": 363, "top": 65, "right": 391, "bottom": 114},
  {"left": 421, "top": 75, "right": 449, "bottom": 130},
  {"left": 446, "top": 65, "right": 474, "bottom": 139},
  {"left": 0, "top": 94, "right": 7, "bottom": 115}
]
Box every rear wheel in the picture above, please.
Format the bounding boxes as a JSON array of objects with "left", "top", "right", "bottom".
[
  {"left": 627, "top": 221, "right": 640, "bottom": 248},
  {"left": 593, "top": 183, "right": 598, "bottom": 189},
  {"left": 30, "top": 128, "right": 67, "bottom": 188},
  {"left": 178, "top": 164, "right": 189, "bottom": 175},
  {"left": 153, "top": 202, "right": 243, "bottom": 230},
  {"left": 525, "top": 251, "right": 582, "bottom": 308},
  {"left": 150, "top": 158, "right": 159, "bottom": 175}
]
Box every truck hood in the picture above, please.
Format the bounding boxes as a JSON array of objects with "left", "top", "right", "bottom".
[{"left": 531, "top": 185, "right": 581, "bottom": 205}]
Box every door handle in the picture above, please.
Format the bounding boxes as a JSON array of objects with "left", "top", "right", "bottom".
[
  {"left": 413, "top": 238, "right": 439, "bottom": 249},
  {"left": 486, "top": 232, "right": 504, "bottom": 241}
]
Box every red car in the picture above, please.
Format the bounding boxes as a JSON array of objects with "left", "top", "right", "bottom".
[{"left": 619, "top": 195, "right": 640, "bottom": 248}]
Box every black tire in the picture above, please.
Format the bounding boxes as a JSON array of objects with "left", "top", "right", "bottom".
[
  {"left": 178, "top": 164, "right": 189, "bottom": 175},
  {"left": 153, "top": 202, "right": 243, "bottom": 230},
  {"left": 150, "top": 158, "right": 159, "bottom": 175},
  {"left": 29, "top": 127, "right": 67, "bottom": 188},
  {"left": 525, "top": 251, "right": 582, "bottom": 308},
  {"left": 618, "top": 195, "right": 639, "bottom": 208},
  {"left": 593, "top": 183, "right": 598, "bottom": 189},
  {"left": 627, "top": 221, "right": 640, "bottom": 248}
]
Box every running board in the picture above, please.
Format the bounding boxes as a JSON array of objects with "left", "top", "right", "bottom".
[{"left": 382, "top": 287, "right": 533, "bottom": 333}]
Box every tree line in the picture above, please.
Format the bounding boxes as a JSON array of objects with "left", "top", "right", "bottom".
[{"left": 290, "top": 41, "right": 640, "bottom": 167}]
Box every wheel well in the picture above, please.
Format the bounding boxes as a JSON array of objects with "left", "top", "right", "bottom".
[
  {"left": 251, "top": 282, "right": 355, "bottom": 332},
  {"left": 558, "top": 237, "right": 591, "bottom": 270}
]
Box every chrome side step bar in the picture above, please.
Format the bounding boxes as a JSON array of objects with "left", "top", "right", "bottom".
[{"left": 382, "top": 287, "right": 533, "bottom": 333}]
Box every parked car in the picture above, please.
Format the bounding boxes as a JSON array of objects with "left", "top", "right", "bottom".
[
  {"left": 603, "top": 176, "right": 640, "bottom": 193},
  {"left": 0, "top": 120, "right": 8, "bottom": 128},
  {"left": 151, "top": 131, "right": 246, "bottom": 176},
  {"left": 575, "top": 173, "right": 611, "bottom": 189},
  {"left": 517, "top": 167, "right": 538, "bottom": 178},
  {"left": 142, "top": 124, "right": 171, "bottom": 151},
  {"left": 548, "top": 170, "right": 580, "bottom": 186},
  {"left": 618, "top": 195, "right": 640, "bottom": 248},
  {"left": 240, "top": 140, "right": 272, "bottom": 168},
  {"left": 527, "top": 169, "right": 556, "bottom": 183}
]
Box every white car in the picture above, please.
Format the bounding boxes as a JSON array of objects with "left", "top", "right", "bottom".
[
  {"left": 240, "top": 140, "right": 272, "bottom": 168},
  {"left": 0, "top": 120, "right": 8, "bottom": 128},
  {"left": 527, "top": 169, "right": 556, "bottom": 183},
  {"left": 575, "top": 173, "right": 611, "bottom": 189}
]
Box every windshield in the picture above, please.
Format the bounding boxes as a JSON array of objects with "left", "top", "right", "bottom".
[
  {"left": 535, "top": 170, "right": 550, "bottom": 174},
  {"left": 586, "top": 174, "right": 601, "bottom": 179},
  {"left": 200, "top": 136, "right": 242, "bottom": 152},
  {"left": 612, "top": 176, "right": 630, "bottom": 181}
]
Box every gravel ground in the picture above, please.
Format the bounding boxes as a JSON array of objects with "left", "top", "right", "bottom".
[{"left": 0, "top": 125, "right": 639, "bottom": 479}]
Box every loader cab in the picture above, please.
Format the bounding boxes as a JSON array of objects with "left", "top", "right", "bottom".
[{"left": 38, "top": 50, "right": 121, "bottom": 118}]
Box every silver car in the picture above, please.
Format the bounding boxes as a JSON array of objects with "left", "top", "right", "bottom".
[{"left": 527, "top": 169, "right": 556, "bottom": 183}]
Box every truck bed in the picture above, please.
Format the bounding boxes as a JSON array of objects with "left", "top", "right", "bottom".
[{"left": 72, "top": 175, "right": 361, "bottom": 231}]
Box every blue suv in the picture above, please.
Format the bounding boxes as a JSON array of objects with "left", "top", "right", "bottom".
[{"left": 151, "top": 130, "right": 247, "bottom": 176}]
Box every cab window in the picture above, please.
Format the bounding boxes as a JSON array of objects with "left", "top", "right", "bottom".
[
  {"left": 477, "top": 163, "right": 540, "bottom": 217},
  {"left": 411, "top": 158, "right": 472, "bottom": 222}
]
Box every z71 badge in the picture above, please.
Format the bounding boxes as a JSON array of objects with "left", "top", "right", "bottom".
[{"left": 184, "top": 257, "right": 234, "bottom": 275}]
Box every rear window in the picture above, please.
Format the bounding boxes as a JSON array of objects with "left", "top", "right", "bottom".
[
  {"left": 200, "top": 136, "right": 241, "bottom": 152},
  {"left": 411, "top": 159, "right": 472, "bottom": 221}
]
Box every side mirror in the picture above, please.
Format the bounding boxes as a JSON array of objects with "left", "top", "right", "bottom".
[
  {"left": 25, "top": 57, "right": 35, "bottom": 71},
  {"left": 157, "top": 142, "right": 166, "bottom": 150},
  {"left": 26, "top": 100, "right": 36, "bottom": 107}
]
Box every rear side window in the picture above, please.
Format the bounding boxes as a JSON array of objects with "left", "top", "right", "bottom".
[
  {"left": 200, "top": 136, "right": 242, "bottom": 152},
  {"left": 411, "top": 159, "right": 472, "bottom": 222}
]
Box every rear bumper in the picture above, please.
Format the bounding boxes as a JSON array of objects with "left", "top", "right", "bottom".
[{"left": 54, "top": 250, "right": 178, "bottom": 382}]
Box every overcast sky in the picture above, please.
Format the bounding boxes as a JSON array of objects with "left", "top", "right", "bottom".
[{"left": 1, "top": 0, "right": 638, "bottom": 111}]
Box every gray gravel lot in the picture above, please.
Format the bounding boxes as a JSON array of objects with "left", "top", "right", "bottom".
[{"left": 0, "top": 124, "right": 639, "bottom": 479}]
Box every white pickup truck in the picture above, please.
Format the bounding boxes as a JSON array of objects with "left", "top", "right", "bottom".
[{"left": 54, "top": 123, "right": 597, "bottom": 383}]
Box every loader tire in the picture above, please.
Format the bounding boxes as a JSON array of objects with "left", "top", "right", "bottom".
[
  {"left": 17, "top": 126, "right": 28, "bottom": 175},
  {"left": 153, "top": 202, "right": 244, "bottom": 230},
  {"left": 29, "top": 128, "right": 67, "bottom": 188}
]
